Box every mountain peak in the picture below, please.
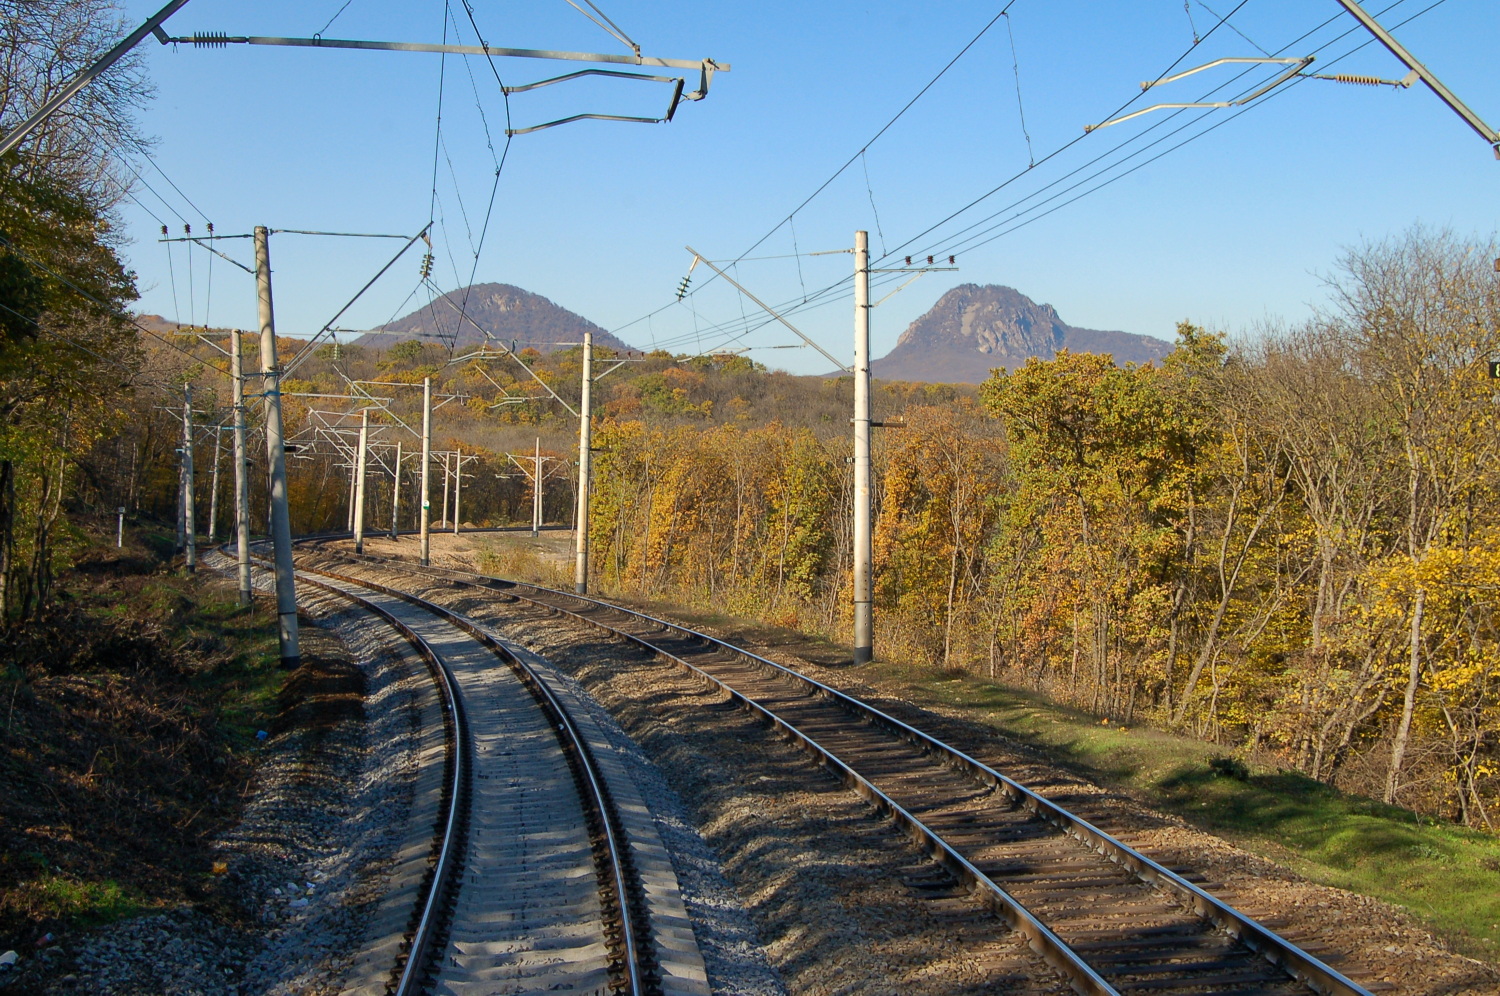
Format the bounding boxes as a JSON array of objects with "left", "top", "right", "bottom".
[
  {"left": 356, "top": 282, "right": 634, "bottom": 353},
  {"left": 873, "top": 284, "right": 1170, "bottom": 383}
]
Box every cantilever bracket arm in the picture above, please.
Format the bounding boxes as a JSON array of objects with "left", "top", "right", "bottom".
[
  {"left": 1331, "top": 0, "right": 1500, "bottom": 159},
  {"left": 0, "top": 0, "right": 194, "bottom": 158},
  {"left": 685, "top": 246, "right": 851, "bottom": 373},
  {"left": 1086, "top": 57, "right": 1313, "bottom": 132}
]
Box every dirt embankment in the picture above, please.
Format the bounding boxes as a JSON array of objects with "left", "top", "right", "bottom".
[{"left": 0, "top": 545, "right": 289, "bottom": 976}]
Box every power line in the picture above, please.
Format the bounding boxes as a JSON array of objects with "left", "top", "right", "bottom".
[
  {"left": 0, "top": 233, "right": 228, "bottom": 369},
  {"left": 615, "top": 0, "right": 1251, "bottom": 357},
  {"left": 877, "top": 0, "right": 1256, "bottom": 265},
  {"left": 902, "top": 0, "right": 1438, "bottom": 264},
  {"left": 719, "top": 2, "right": 1021, "bottom": 276}
]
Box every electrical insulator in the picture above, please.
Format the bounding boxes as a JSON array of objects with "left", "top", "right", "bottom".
[
  {"left": 904, "top": 256, "right": 912, "bottom": 266},
  {"left": 948, "top": 255, "right": 955, "bottom": 265},
  {"left": 207, "top": 222, "right": 214, "bottom": 235},
  {"left": 160, "top": 225, "right": 168, "bottom": 237},
  {"left": 419, "top": 253, "right": 434, "bottom": 279},
  {"left": 675, "top": 274, "right": 692, "bottom": 301},
  {"left": 184, "top": 224, "right": 191, "bottom": 236},
  {"left": 332, "top": 340, "right": 342, "bottom": 361},
  {"left": 926, "top": 255, "right": 934, "bottom": 265}
]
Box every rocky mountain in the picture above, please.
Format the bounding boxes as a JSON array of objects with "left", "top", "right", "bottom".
[
  {"left": 871, "top": 284, "right": 1172, "bottom": 383},
  {"left": 356, "top": 283, "right": 634, "bottom": 353}
]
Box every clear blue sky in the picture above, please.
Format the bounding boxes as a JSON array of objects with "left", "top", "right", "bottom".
[{"left": 115, "top": 0, "right": 1499, "bottom": 374}]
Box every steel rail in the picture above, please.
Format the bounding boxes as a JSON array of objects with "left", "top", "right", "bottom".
[
  {"left": 335, "top": 551, "right": 1374, "bottom": 996},
  {"left": 285, "top": 568, "right": 468, "bottom": 996},
  {"left": 292, "top": 558, "right": 651, "bottom": 995},
  {"left": 314, "top": 551, "right": 1111, "bottom": 993}
]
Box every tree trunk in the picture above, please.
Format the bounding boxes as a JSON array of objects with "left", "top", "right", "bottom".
[
  {"left": 0, "top": 459, "right": 13, "bottom": 622},
  {"left": 1385, "top": 585, "right": 1426, "bottom": 805}
]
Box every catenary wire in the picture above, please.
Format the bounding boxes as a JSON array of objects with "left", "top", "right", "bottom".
[{"left": 898, "top": 0, "right": 1433, "bottom": 264}]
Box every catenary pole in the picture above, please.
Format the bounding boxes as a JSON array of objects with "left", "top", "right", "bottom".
[
  {"left": 453, "top": 449, "right": 463, "bottom": 534},
  {"left": 353, "top": 408, "right": 369, "bottom": 554},
  {"left": 441, "top": 451, "right": 452, "bottom": 530},
  {"left": 533, "top": 436, "right": 542, "bottom": 537},
  {"left": 182, "top": 383, "right": 197, "bottom": 574},
  {"left": 420, "top": 376, "right": 432, "bottom": 566},
  {"left": 574, "top": 328, "right": 593, "bottom": 594},
  {"left": 852, "top": 230, "right": 873, "bottom": 664},
  {"left": 207, "top": 426, "right": 221, "bottom": 543},
  {"left": 231, "top": 330, "right": 252, "bottom": 605},
  {"left": 345, "top": 447, "right": 358, "bottom": 531},
  {"left": 254, "top": 225, "right": 300, "bottom": 669},
  {"left": 391, "top": 439, "right": 402, "bottom": 540}
]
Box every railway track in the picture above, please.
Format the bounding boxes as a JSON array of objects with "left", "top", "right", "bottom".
[
  {"left": 311, "top": 547, "right": 1379, "bottom": 996},
  {"left": 264, "top": 557, "right": 696, "bottom": 996}
]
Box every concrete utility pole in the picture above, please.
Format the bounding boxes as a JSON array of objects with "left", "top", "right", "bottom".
[
  {"left": 533, "top": 437, "right": 543, "bottom": 537},
  {"left": 391, "top": 439, "right": 402, "bottom": 540},
  {"left": 254, "top": 225, "right": 300, "bottom": 669},
  {"left": 346, "top": 453, "right": 358, "bottom": 532},
  {"left": 207, "top": 426, "right": 221, "bottom": 544},
  {"left": 353, "top": 408, "right": 369, "bottom": 554},
  {"left": 453, "top": 448, "right": 463, "bottom": 535},
  {"left": 420, "top": 376, "right": 432, "bottom": 566},
  {"left": 1332, "top": 0, "right": 1500, "bottom": 158},
  {"left": 182, "top": 383, "right": 197, "bottom": 574},
  {"left": 440, "top": 452, "right": 452, "bottom": 530},
  {"left": 231, "top": 329, "right": 252, "bottom": 606},
  {"left": 852, "top": 231, "right": 873, "bottom": 665},
  {"left": 116, "top": 506, "right": 125, "bottom": 548},
  {"left": 574, "top": 327, "right": 594, "bottom": 594}
]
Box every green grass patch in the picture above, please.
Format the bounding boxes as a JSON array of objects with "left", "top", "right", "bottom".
[
  {"left": 9, "top": 876, "right": 148, "bottom": 929},
  {"left": 859, "top": 658, "right": 1500, "bottom": 959}
]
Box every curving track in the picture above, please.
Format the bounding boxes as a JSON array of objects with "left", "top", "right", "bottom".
[
  {"left": 259, "top": 557, "right": 695, "bottom": 996},
  {"left": 311, "top": 548, "right": 1379, "bottom": 996}
]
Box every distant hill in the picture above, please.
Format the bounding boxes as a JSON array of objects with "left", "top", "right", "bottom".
[
  {"left": 871, "top": 284, "right": 1172, "bottom": 383},
  {"left": 356, "top": 283, "right": 635, "bottom": 353}
]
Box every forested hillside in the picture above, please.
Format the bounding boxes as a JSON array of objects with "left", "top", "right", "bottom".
[
  {"left": 581, "top": 229, "right": 1500, "bottom": 829},
  {"left": 6, "top": 121, "right": 1498, "bottom": 833}
]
